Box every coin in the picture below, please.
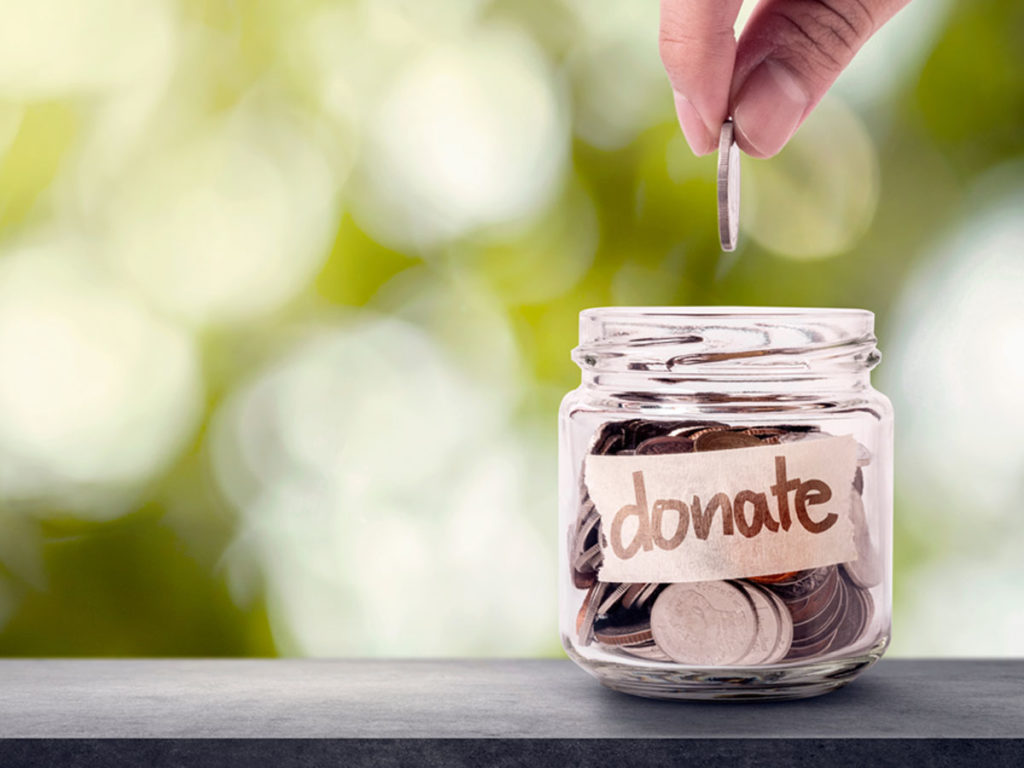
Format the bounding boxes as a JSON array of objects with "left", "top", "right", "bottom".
[
  {"left": 826, "top": 575, "right": 868, "bottom": 653},
  {"left": 790, "top": 575, "right": 848, "bottom": 652},
  {"left": 634, "top": 582, "right": 662, "bottom": 609},
  {"left": 694, "top": 429, "right": 763, "bottom": 452},
  {"left": 749, "top": 571, "right": 802, "bottom": 584},
  {"left": 620, "top": 583, "right": 650, "bottom": 610},
  {"left": 577, "top": 582, "right": 608, "bottom": 645},
  {"left": 733, "top": 581, "right": 784, "bottom": 666},
  {"left": 589, "top": 422, "right": 625, "bottom": 455},
  {"left": 763, "top": 588, "right": 794, "bottom": 663},
  {"left": 597, "top": 583, "right": 632, "bottom": 615},
  {"left": 668, "top": 421, "right": 728, "bottom": 438},
  {"left": 717, "top": 119, "right": 740, "bottom": 251},
  {"left": 785, "top": 568, "right": 840, "bottom": 625},
  {"left": 768, "top": 567, "right": 833, "bottom": 600},
  {"left": 650, "top": 581, "right": 758, "bottom": 666},
  {"left": 635, "top": 436, "right": 694, "bottom": 455},
  {"left": 620, "top": 643, "right": 674, "bottom": 662},
  {"left": 594, "top": 620, "right": 654, "bottom": 647}
]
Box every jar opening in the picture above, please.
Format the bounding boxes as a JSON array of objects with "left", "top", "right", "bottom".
[{"left": 574, "top": 306, "right": 878, "bottom": 378}]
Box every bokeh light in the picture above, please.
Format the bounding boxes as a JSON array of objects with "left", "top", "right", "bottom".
[
  {"left": 0, "top": 0, "right": 176, "bottom": 97},
  {"left": 0, "top": 231, "right": 202, "bottom": 516},
  {"left": 0, "top": 0, "right": 1020, "bottom": 659},
  {"left": 99, "top": 96, "right": 342, "bottom": 326},
  {"left": 564, "top": 0, "right": 666, "bottom": 150},
  {"left": 212, "top": 316, "right": 555, "bottom": 655},
  {"left": 352, "top": 25, "right": 569, "bottom": 250},
  {"left": 742, "top": 96, "right": 879, "bottom": 260}
]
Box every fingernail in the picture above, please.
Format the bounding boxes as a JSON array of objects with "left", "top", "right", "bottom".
[
  {"left": 733, "top": 60, "right": 809, "bottom": 157},
  {"left": 672, "top": 92, "right": 713, "bottom": 156}
]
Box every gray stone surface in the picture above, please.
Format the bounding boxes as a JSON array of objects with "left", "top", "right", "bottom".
[{"left": 0, "top": 658, "right": 1021, "bottom": 739}]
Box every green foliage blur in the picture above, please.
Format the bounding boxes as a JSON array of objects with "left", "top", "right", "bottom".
[{"left": 0, "top": 0, "right": 1021, "bottom": 657}]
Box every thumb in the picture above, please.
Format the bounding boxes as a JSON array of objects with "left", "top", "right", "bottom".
[{"left": 730, "top": 0, "right": 910, "bottom": 158}]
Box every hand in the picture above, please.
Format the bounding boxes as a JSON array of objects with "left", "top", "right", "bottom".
[{"left": 660, "top": 0, "right": 910, "bottom": 158}]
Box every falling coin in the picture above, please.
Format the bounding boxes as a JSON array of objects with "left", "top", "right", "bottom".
[{"left": 717, "top": 119, "right": 740, "bottom": 251}]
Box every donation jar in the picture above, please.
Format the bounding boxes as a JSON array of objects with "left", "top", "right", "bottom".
[{"left": 559, "top": 307, "right": 893, "bottom": 700}]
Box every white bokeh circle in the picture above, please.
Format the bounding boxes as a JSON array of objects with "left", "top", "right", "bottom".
[
  {"left": 886, "top": 167, "right": 1024, "bottom": 516},
  {"left": 100, "top": 98, "right": 341, "bottom": 326},
  {"left": 743, "top": 96, "right": 879, "bottom": 259},
  {"left": 0, "top": 232, "right": 203, "bottom": 516},
  {"left": 0, "top": 0, "right": 176, "bottom": 98},
  {"left": 212, "top": 316, "right": 555, "bottom": 655},
  {"left": 353, "top": 26, "right": 569, "bottom": 250},
  {"left": 884, "top": 164, "right": 1024, "bottom": 655},
  {"left": 564, "top": 0, "right": 667, "bottom": 149}
]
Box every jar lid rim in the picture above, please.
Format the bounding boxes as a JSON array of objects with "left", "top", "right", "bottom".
[
  {"left": 581, "top": 306, "right": 873, "bottom": 321},
  {"left": 575, "top": 306, "right": 878, "bottom": 376}
]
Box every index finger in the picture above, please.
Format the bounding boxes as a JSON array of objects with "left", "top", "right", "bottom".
[{"left": 659, "top": 0, "right": 744, "bottom": 155}]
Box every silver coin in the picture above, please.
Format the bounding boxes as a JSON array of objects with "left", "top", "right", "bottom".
[
  {"left": 597, "top": 583, "right": 631, "bottom": 615},
  {"left": 650, "top": 581, "right": 758, "bottom": 666},
  {"left": 763, "top": 588, "right": 794, "bottom": 664},
  {"left": 733, "top": 582, "right": 781, "bottom": 666},
  {"left": 634, "top": 582, "right": 661, "bottom": 609},
  {"left": 717, "top": 119, "right": 740, "bottom": 252}
]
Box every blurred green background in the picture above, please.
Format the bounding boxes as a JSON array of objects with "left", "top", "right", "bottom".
[{"left": 0, "top": 0, "right": 1021, "bottom": 657}]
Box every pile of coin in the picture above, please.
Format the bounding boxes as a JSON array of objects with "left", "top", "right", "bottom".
[{"left": 570, "top": 419, "right": 880, "bottom": 666}]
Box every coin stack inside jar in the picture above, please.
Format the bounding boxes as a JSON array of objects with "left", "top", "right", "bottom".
[{"left": 570, "top": 420, "right": 882, "bottom": 667}]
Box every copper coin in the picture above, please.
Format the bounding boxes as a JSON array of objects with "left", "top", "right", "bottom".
[
  {"left": 634, "top": 582, "right": 662, "bottom": 609},
  {"left": 576, "top": 582, "right": 608, "bottom": 646},
  {"left": 621, "top": 583, "right": 650, "bottom": 610},
  {"left": 668, "top": 421, "right": 728, "bottom": 438},
  {"left": 749, "top": 571, "right": 802, "bottom": 584},
  {"left": 572, "top": 567, "right": 596, "bottom": 590},
  {"left": 589, "top": 423, "right": 625, "bottom": 455},
  {"left": 694, "top": 429, "right": 764, "bottom": 452},
  {"left": 635, "top": 436, "right": 695, "bottom": 455}
]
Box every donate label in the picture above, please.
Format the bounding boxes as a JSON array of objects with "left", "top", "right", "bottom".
[{"left": 584, "top": 435, "right": 859, "bottom": 583}]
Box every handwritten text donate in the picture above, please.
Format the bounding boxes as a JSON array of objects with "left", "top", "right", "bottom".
[{"left": 584, "top": 436, "right": 859, "bottom": 583}]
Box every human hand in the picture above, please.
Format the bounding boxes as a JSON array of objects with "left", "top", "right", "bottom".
[{"left": 660, "top": 0, "right": 910, "bottom": 158}]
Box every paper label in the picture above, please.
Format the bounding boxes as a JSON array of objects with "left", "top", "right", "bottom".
[{"left": 584, "top": 436, "right": 858, "bottom": 583}]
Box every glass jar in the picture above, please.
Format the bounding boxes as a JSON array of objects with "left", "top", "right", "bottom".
[{"left": 559, "top": 307, "right": 893, "bottom": 700}]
